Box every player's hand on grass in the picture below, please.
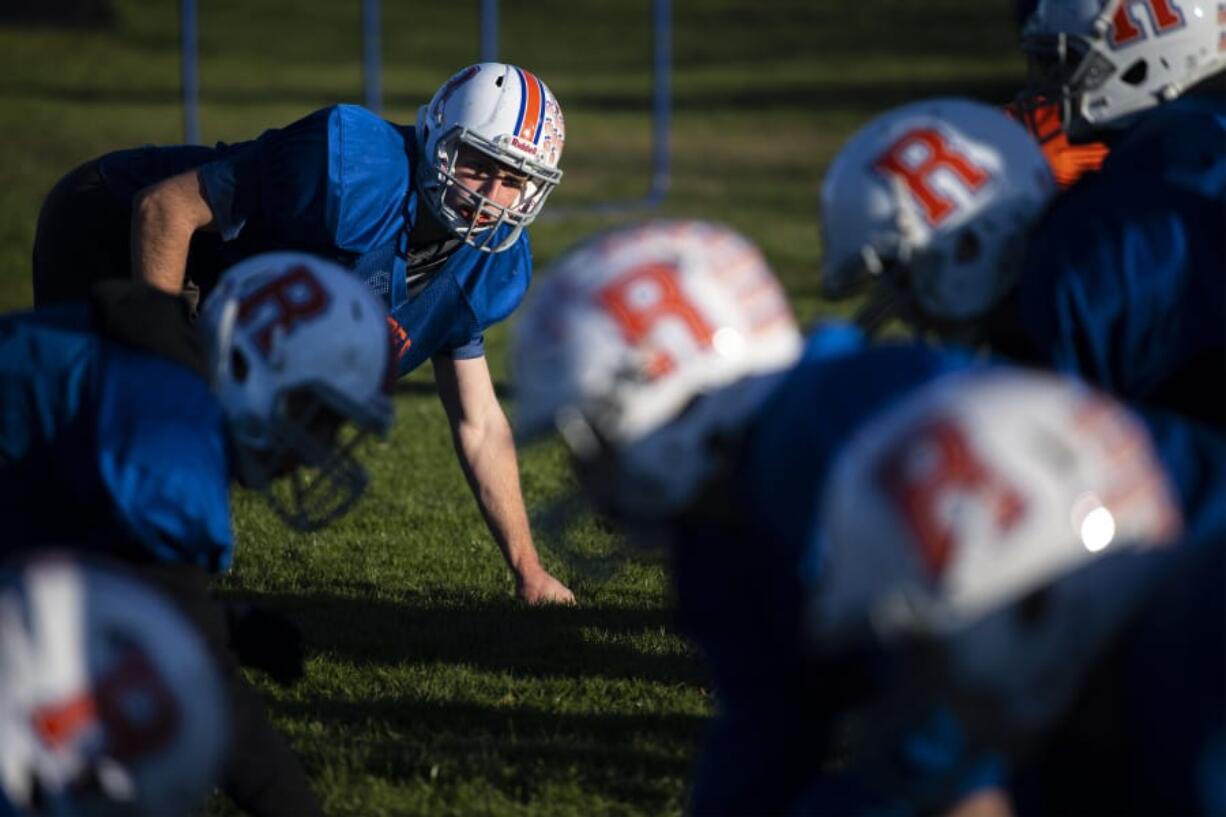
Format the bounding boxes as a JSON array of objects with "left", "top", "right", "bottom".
[{"left": 517, "top": 567, "right": 576, "bottom": 606}]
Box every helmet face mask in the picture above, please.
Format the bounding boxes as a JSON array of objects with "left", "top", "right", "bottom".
[
  {"left": 417, "top": 63, "right": 565, "bottom": 253},
  {"left": 1020, "top": 0, "right": 1226, "bottom": 141},
  {"left": 230, "top": 388, "right": 375, "bottom": 532},
  {"left": 200, "top": 252, "right": 395, "bottom": 532}
]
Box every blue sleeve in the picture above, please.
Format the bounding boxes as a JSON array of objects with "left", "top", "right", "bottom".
[
  {"left": 95, "top": 348, "right": 234, "bottom": 571},
  {"left": 440, "top": 335, "right": 485, "bottom": 360},
  {"left": 802, "top": 320, "right": 865, "bottom": 362},
  {"left": 197, "top": 105, "right": 409, "bottom": 251}
]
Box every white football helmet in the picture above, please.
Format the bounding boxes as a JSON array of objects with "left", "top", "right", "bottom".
[
  {"left": 808, "top": 369, "right": 1183, "bottom": 737},
  {"left": 416, "top": 62, "right": 565, "bottom": 253},
  {"left": 0, "top": 556, "right": 228, "bottom": 816},
  {"left": 1021, "top": 0, "right": 1226, "bottom": 141},
  {"left": 819, "top": 98, "right": 1055, "bottom": 328},
  {"left": 512, "top": 220, "right": 802, "bottom": 520},
  {"left": 201, "top": 252, "right": 395, "bottom": 532}
]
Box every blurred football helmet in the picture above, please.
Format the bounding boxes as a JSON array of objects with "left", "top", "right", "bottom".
[
  {"left": 416, "top": 62, "right": 565, "bottom": 253},
  {"left": 807, "top": 369, "right": 1183, "bottom": 737},
  {"left": 0, "top": 556, "right": 228, "bottom": 816},
  {"left": 512, "top": 220, "right": 802, "bottom": 520},
  {"left": 201, "top": 252, "right": 395, "bottom": 532},
  {"left": 1021, "top": 0, "right": 1226, "bottom": 141},
  {"left": 819, "top": 98, "right": 1055, "bottom": 329}
]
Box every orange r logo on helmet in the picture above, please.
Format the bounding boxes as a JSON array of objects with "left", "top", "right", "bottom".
[
  {"left": 1109, "top": 0, "right": 1185, "bottom": 48},
  {"left": 873, "top": 128, "right": 991, "bottom": 226},
  {"left": 238, "top": 265, "right": 331, "bottom": 356},
  {"left": 875, "top": 416, "right": 1027, "bottom": 579},
  {"left": 598, "top": 262, "right": 715, "bottom": 379}
]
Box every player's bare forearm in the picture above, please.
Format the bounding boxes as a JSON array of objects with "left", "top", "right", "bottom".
[
  {"left": 433, "top": 354, "right": 575, "bottom": 604},
  {"left": 455, "top": 408, "right": 537, "bottom": 572},
  {"left": 130, "top": 170, "right": 216, "bottom": 295}
]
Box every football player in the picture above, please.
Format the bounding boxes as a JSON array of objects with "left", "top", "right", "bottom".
[
  {"left": 32, "top": 62, "right": 574, "bottom": 605},
  {"left": 0, "top": 555, "right": 229, "bottom": 817},
  {"left": 820, "top": 29, "right": 1225, "bottom": 429},
  {"left": 511, "top": 219, "right": 1226, "bottom": 815},
  {"left": 801, "top": 368, "right": 1225, "bottom": 815},
  {"left": 819, "top": 98, "right": 1056, "bottom": 342},
  {"left": 0, "top": 252, "right": 396, "bottom": 816}
]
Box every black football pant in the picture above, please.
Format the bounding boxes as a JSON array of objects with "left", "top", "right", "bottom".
[
  {"left": 128, "top": 562, "right": 323, "bottom": 817},
  {"left": 32, "top": 158, "right": 201, "bottom": 313}
]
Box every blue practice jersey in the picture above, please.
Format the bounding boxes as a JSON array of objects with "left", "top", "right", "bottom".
[
  {"left": 0, "top": 305, "right": 234, "bottom": 571},
  {"left": 1009, "top": 95, "right": 1226, "bottom": 427},
  {"left": 97, "top": 105, "right": 533, "bottom": 373}
]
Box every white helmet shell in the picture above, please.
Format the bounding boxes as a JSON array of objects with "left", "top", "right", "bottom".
[
  {"left": 819, "top": 98, "right": 1055, "bottom": 322},
  {"left": 1022, "top": 0, "right": 1226, "bottom": 139},
  {"left": 0, "top": 556, "right": 228, "bottom": 816},
  {"left": 512, "top": 220, "right": 802, "bottom": 519},
  {"left": 808, "top": 370, "right": 1183, "bottom": 733},
  {"left": 201, "top": 251, "right": 395, "bottom": 530},
  {"left": 416, "top": 62, "right": 565, "bottom": 253}
]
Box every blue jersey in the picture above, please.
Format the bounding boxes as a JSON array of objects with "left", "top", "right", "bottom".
[
  {"left": 1008, "top": 95, "right": 1226, "bottom": 427},
  {"left": 0, "top": 305, "right": 233, "bottom": 571},
  {"left": 97, "top": 105, "right": 532, "bottom": 372},
  {"left": 676, "top": 326, "right": 980, "bottom": 816}
]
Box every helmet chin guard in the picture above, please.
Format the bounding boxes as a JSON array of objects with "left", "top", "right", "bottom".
[{"left": 416, "top": 63, "right": 565, "bottom": 253}]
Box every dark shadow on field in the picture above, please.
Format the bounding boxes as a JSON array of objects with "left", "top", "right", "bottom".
[
  {"left": 284, "top": 696, "right": 704, "bottom": 810},
  {"left": 0, "top": 76, "right": 1021, "bottom": 117},
  {"left": 392, "top": 378, "right": 511, "bottom": 400},
  {"left": 226, "top": 586, "right": 708, "bottom": 687}
]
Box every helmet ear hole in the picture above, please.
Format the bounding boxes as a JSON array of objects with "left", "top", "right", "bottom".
[
  {"left": 230, "top": 349, "right": 250, "bottom": 383},
  {"left": 495, "top": 74, "right": 504, "bottom": 87},
  {"left": 1121, "top": 60, "right": 1147, "bottom": 86},
  {"left": 954, "top": 229, "right": 982, "bottom": 264}
]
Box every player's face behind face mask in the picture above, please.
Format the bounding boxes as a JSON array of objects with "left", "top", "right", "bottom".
[
  {"left": 443, "top": 145, "right": 535, "bottom": 232},
  {"left": 232, "top": 387, "right": 376, "bottom": 533}
]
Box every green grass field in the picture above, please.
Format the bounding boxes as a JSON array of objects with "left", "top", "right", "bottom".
[{"left": 0, "top": 2, "right": 1025, "bottom": 814}]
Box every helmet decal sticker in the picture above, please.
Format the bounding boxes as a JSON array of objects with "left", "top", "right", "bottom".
[
  {"left": 597, "top": 261, "right": 716, "bottom": 379},
  {"left": 872, "top": 128, "right": 992, "bottom": 225},
  {"left": 875, "top": 415, "right": 1029, "bottom": 580},
  {"left": 237, "top": 265, "right": 330, "bottom": 356},
  {"left": 514, "top": 68, "right": 547, "bottom": 144},
  {"left": 1109, "top": 0, "right": 1186, "bottom": 49}
]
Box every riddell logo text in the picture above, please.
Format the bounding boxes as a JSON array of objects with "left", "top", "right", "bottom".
[{"left": 509, "top": 136, "right": 539, "bottom": 155}]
